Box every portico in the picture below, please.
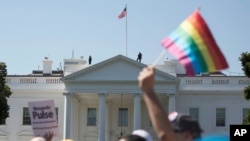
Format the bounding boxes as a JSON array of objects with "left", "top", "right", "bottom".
[{"left": 61, "top": 55, "right": 179, "bottom": 141}]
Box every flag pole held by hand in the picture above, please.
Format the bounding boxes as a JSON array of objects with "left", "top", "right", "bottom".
[{"left": 152, "top": 49, "right": 167, "bottom": 67}]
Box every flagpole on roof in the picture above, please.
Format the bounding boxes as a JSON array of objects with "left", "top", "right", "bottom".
[
  {"left": 125, "top": 4, "right": 128, "bottom": 56},
  {"left": 118, "top": 4, "right": 128, "bottom": 56}
]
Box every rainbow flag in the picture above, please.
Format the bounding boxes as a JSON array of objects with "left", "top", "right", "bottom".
[{"left": 162, "top": 10, "right": 228, "bottom": 76}]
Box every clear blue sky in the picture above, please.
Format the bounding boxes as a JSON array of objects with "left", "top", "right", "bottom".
[{"left": 0, "top": 0, "right": 249, "bottom": 75}]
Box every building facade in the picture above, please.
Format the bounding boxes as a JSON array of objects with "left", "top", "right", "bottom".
[{"left": 1, "top": 55, "right": 250, "bottom": 141}]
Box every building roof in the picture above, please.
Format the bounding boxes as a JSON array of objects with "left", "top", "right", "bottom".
[{"left": 61, "top": 54, "right": 179, "bottom": 82}]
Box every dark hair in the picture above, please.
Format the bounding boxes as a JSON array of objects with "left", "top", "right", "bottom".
[
  {"left": 118, "top": 134, "right": 146, "bottom": 141},
  {"left": 169, "top": 112, "right": 203, "bottom": 139}
]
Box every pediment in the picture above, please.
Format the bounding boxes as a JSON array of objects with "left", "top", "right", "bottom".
[{"left": 61, "top": 55, "right": 178, "bottom": 82}]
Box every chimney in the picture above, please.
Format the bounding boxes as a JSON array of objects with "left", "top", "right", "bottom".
[{"left": 43, "top": 57, "right": 53, "bottom": 75}]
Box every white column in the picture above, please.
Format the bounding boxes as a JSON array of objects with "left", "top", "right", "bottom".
[
  {"left": 168, "top": 94, "right": 176, "bottom": 113},
  {"left": 98, "top": 93, "right": 106, "bottom": 141},
  {"left": 72, "top": 98, "right": 80, "bottom": 141},
  {"left": 63, "top": 93, "right": 72, "bottom": 139},
  {"left": 105, "top": 100, "right": 111, "bottom": 141},
  {"left": 133, "top": 93, "right": 141, "bottom": 130}
]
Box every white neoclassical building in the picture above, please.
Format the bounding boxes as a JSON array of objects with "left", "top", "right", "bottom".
[{"left": 1, "top": 54, "right": 250, "bottom": 141}]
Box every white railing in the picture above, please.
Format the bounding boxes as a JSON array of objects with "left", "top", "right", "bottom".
[
  {"left": 179, "top": 76, "right": 250, "bottom": 92},
  {"left": 6, "top": 77, "right": 63, "bottom": 84},
  {"left": 185, "top": 79, "right": 202, "bottom": 85},
  {"left": 183, "top": 77, "right": 250, "bottom": 85},
  {"left": 6, "top": 76, "right": 250, "bottom": 86},
  {"left": 239, "top": 79, "right": 250, "bottom": 85}
]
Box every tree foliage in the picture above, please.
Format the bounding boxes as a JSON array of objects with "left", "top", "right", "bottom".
[
  {"left": 244, "top": 85, "right": 250, "bottom": 101},
  {"left": 239, "top": 52, "right": 250, "bottom": 77},
  {"left": 0, "top": 62, "right": 12, "bottom": 122},
  {"left": 239, "top": 52, "right": 250, "bottom": 100},
  {"left": 239, "top": 52, "right": 250, "bottom": 124},
  {"left": 244, "top": 111, "right": 250, "bottom": 125}
]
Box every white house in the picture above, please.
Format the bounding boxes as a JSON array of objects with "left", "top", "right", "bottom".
[{"left": 1, "top": 54, "right": 250, "bottom": 141}]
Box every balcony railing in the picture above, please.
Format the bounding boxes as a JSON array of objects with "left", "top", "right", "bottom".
[
  {"left": 6, "top": 76, "right": 250, "bottom": 86},
  {"left": 6, "top": 77, "right": 63, "bottom": 84},
  {"left": 183, "top": 77, "right": 250, "bottom": 85}
]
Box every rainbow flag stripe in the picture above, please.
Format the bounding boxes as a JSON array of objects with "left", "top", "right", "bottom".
[{"left": 162, "top": 10, "right": 228, "bottom": 75}]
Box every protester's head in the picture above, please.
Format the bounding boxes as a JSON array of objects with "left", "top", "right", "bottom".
[
  {"left": 118, "top": 130, "right": 153, "bottom": 141},
  {"left": 118, "top": 134, "right": 145, "bottom": 141},
  {"left": 132, "top": 130, "right": 153, "bottom": 141},
  {"left": 168, "top": 111, "right": 203, "bottom": 141}
]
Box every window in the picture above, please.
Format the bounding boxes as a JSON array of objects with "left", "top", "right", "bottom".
[
  {"left": 23, "top": 107, "right": 31, "bottom": 125},
  {"left": 23, "top": 107, "right": 59, "bottom": 125},
  {"left": 216, "top": 108, "right": 226, "bottom": 127},
  {"left": 242, "top": 108, "right": 250, "bottom": 124},
  {"left": 55, "top": 107, "right": 59, "bottom": 123},
  {"left": 189, "top": 107, "right": 199, "bottom": 120},
  {"left": 118, "top": 108, "right": 128, "bottom": 127},
  {"left": 87, "top": 108, "right": 97, "bottom": 126}
]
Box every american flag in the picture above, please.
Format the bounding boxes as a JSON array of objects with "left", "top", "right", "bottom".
[{"left": 118, "top": 7, "right": 126, "bottom": 19}]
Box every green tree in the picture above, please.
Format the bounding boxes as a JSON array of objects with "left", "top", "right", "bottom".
[
  {"left": 0, "top": 62, "right": 12, "bottom": 123},
  {"left": 239, "top": 52, "right": 250, "bottom": 124}
]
